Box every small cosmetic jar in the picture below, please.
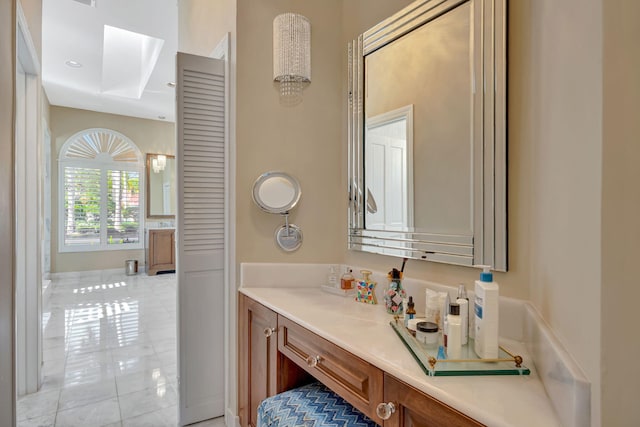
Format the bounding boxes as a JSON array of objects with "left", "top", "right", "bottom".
[
  {"left": 407, "top": 318, "right": 426, "bottom": 336},
  {"left": 416, "top": 321, "right": 439, "bottom": 346}
]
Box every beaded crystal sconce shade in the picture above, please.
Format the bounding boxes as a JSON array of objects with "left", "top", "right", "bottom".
[{"left": 273, "top": 13, "right": 311, "bottom": 106}]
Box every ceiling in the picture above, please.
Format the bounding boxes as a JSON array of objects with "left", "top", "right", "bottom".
[{"left": 42, "top": 0, "right": 178, "bottom": 122}]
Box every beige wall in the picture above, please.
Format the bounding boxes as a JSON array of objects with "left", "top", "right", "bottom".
[
  {"left": 50, "top": 106, "right": 175, "bottom": 273},
  {"left": 179, "top": 0, "right": 235, "bottom": 56},
  {"left": 0, "top": 0, "right": 15, "bottom": 424},
  {"left": 514, "top": 1, "right": 603, "bottom": 424},
  {"left": 236, "top": 0, "right": 344, "bottom": 264},
  {"left": 602, "top": 0, "right": 640, "bottom": 424},
  {"left": 19, "top": 0, "right": 41, "bottom": 59}
]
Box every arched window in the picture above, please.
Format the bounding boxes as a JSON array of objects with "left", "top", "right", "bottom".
[{"left": 59, "top": 128, "right": 144, "bottom": 252}]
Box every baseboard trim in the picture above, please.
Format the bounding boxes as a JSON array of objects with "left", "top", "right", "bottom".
[{"left": 225, "top": 408, "right": 240, "bottom": 427}]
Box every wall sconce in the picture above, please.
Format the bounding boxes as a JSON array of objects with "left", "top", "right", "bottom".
[
  {"left": 273, "top": 13, "right": 311, "bottom": 106},
  {"left": 152, "top": 154, "right": 166, "bottom": 173}
]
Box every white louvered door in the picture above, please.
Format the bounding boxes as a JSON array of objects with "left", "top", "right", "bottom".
[{"left": 176, "top": 53, "right": 226, "bottom": 425}]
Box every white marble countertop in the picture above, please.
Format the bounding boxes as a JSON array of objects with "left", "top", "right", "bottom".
[{"left": 240, "top": 287, "right": 561, "bottom": 427}]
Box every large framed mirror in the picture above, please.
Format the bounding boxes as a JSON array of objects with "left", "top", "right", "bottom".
[
  {"left": 146, "top": 153, "right": 176, "bottom": 218},
  {"left": 348, "top": 0, "right": 507, "bottom": 270}
]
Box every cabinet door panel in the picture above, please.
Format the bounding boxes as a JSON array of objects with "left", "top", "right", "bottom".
[
  {"left": 239, "top": 295, "right": 278, "bottom": 427},
  {"left": 147, "top": 229, "right": 175, "bottom": 275},
  {"left": 278, "top": 315, "right": 383, "bottom": 421},
  {"left": 383, "top": 374, "right": 483, "bottom": 427}
]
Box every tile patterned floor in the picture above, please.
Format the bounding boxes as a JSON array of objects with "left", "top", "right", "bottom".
[{"left": 18, "top": 270, "right": 224, "bottom": 427}]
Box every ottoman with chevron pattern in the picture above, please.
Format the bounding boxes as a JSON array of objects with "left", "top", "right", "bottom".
[{"left": 257, "top": 382, "right": 378, "bottom": 427}]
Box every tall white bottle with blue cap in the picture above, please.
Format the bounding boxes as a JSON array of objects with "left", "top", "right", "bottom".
[{"left": 474, "top": 265, "right": 499, "bottom": 358}]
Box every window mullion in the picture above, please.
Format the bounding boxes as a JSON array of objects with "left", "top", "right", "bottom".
[{"left": 100, "top": 167, "right": 108, "bottom": 247}]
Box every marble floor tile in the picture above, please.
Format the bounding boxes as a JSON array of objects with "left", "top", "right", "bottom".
[
  {"left": 121, "top": 405, "right": 177, "bottom": 427},
  {"left": 18, "top": 272, "right": 180, "bottom": 425},
  {"left": 111, "top": 343, "right": 156, "bottom": 362},
  {"left": 43, "top": 345, "right": 67, "bottom": 362},
  {"left": 151, "top": 337, "right": 176, "bottom": 355},
  {"left": 58, "top": 378, "right": 117, "bottom": 411},
  {"left": 55, "top": 397, "right": 121, "bottom": 427},
  {"left": 115, "top": 368, "right": 172, "bottom": 396},
  {"left": 39, "top": 372, "right": 65, "bottom": 392},
  {"left": 118, "top": 386, "right": 177, "bottom": 420},
  {"left": 17, "top": 389, "right": 60, "bottom": 421},
  {"left": 156, "top": 350, "right": 177, "bottom": 368},
  {"left": 190, "top": 416, "right": 226, "bottom": 427},
  {"left": 113, "top": 354, "right": 163, "bottom": 377},
  {"left": 16, "top": 412, "right": 56, "bottom": 427}
]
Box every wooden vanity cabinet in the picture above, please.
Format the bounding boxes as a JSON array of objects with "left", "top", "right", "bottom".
[
  {"left": 238, "top": 295, "right": 483, "bottom": 427},
  {"left": 278, "top": 315, "right": 383, "bottom": 421},
  {"left": 382, "top": 374, "right": 483, "bottom": 427},
  {"left": 147, "top": 229, "right": 175, "bottom": 275},
  {"left": 238, "top": 294, "right": 279, "bottom": 427}
]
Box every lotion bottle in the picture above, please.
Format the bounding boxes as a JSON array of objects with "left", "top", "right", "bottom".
[
  {"left": 447, "top": 303, "right": 462, "bottom": 359},
  {"left": 456, "top": 284, "right": 469, "bottom": 345},
  {"left": 474, "top": 266, "right": 499, "bottom": 359}
]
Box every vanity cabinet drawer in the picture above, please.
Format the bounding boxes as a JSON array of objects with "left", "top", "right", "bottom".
[
  {"left": 381, "top": 374, "right": 483, "bottom": 427},
  {"left": 277, "top": 315, "right": 383, "bottom": 421}
]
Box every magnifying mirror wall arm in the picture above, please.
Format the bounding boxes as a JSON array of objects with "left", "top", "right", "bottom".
[
  {"left": 282, "top": 212, "right": 292, "bottom": 236},
  {"left": 252, "top": 171, "right": 304, "bottom": 252},
  {"left": 347, "top": 0, "right": 507, "bottom": 271}
]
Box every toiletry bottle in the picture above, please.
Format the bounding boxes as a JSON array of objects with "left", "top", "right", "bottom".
[
  {"left": 341, "top": 267, "right": 354, "bottom": 290},
  {"left": 442, "top": 292, "right": 450, "bottom": 347},
  {"left": 456, "top": 284, "right": 469, "bottom": 345},
  {"left": 384, "top": 268, "right": 406, "bottom": 314},
  {"left": 404, "top": 296, "right": 416, "bottom": 327},
  {"left": 474, "top": 265, "right": 499, "bottom": 359},
  {"left": 447, "top": 303, "right": 462, "bottom": 359},
  {"left": 328, "top": 265, "right": 339, "bottom": 288},
  {"left": 355, "top": 270, "right": 377, "bottom": 304}
]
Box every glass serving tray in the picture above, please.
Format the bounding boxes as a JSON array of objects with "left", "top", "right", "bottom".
[{"left": 390, "top": 320, "right": 530, "bottom": 377}]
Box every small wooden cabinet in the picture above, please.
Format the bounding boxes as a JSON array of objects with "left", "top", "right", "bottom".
[
  {"left": 238, "top": 294, "right": 314, "bottom": 427},
  {"left": 146, "top": 229, "right": 175, "bottom": 275},
  {"left": 238, "top": 294, "right": 278, "bottom": 427},
  {"left": 382, "top": 374, "right": 482, "bottom": 427}
]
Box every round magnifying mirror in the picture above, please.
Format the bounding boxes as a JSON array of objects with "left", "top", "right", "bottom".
[{"left": 252, "top": 171, "right": 301, "bottom": 214}]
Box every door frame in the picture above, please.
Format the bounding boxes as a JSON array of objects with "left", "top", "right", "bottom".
[
  {"left": 15, "top": 0, "right": 43, "bottom": 396},
  {"left": 211, "top": 32, "right": 238, "bottom": 427}
]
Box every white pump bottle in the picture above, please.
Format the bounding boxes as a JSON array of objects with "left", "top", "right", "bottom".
[{"left": 474, "top": 265, "right": 499, "bottom": 359}]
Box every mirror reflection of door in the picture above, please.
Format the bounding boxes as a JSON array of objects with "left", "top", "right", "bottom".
[
  {"left": 146, "top": 153, "right": 176, "bottom": 218},
  {"left": 365, "top": 105, "right": 414, "bottom": 231}
]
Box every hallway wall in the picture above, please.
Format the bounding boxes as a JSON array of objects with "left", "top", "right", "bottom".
[
  {"left": 50, "top": 106, "right": 175, "bottom": 273},
  {"left": 0, "top": 1, "right": 16, "bottom": 425}
]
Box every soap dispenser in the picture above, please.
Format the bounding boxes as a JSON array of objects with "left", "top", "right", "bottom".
[{"left": 474, "top": 265, "right": 499, "bottom": 359}]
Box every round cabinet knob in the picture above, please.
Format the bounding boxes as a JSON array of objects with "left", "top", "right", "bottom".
[
  {"left": 376, "top": 402, "right": 396, "bottom": 420},
  {"left": 263, "top": 327, "right": 276, "bottom": 338},
  {"left": 305, "top": 355, "right": 321, "bottom": 368}
]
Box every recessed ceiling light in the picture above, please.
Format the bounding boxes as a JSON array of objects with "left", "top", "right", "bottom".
[
  {"left": 65, "top": 60, "right": 83, "bottom": 68},
  {"left": 166, "top": 82, "right": 176, "bottom": 88},
  {"left": 158, "top": 115, "right": 166, "bottom": 120}
]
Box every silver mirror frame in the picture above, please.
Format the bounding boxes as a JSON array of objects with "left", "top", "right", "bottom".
[
  {"left": 252, "top": 171, "right": 301, "bottom": 214},
  {"left": 252, "top": 171, "right": 304, "bottom": 252},
  {"left": 348, "top": 0, "right": 507, "bottom": 271}
]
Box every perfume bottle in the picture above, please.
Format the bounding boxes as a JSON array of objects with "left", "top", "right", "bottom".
[
  {"left": 355, "top": 270, "right": 377, "bottom": 304},
  {"left": 340, "top": 267, "right": 354, "bottom": 290},
  {"left": 384, "top": 268, "right": 406, "bottom": 314}
]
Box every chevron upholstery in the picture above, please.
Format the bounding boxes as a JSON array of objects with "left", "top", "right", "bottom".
[{"left": 257, "top": 382, "right": 377, "bottom": 427}]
